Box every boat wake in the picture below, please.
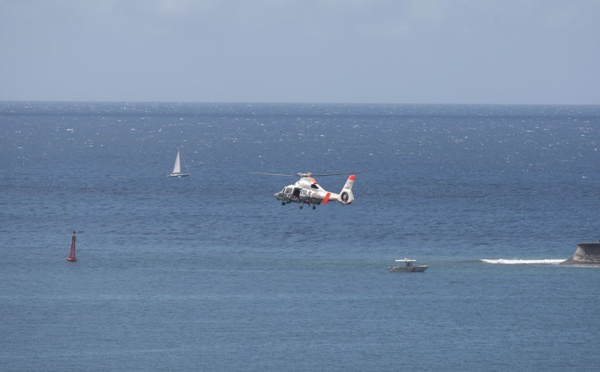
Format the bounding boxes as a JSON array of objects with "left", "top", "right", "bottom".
[{"left": 480, "top": 258, "right": 565, "bottom": 265}]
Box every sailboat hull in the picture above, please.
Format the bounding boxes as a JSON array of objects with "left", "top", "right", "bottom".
[{"left": 168, "top": 173, "right": 189, "bottom": 177}]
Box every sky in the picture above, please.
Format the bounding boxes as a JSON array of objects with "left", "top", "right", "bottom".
[{"left": 1, "top": 0, "right": 599, "bottom": 104}]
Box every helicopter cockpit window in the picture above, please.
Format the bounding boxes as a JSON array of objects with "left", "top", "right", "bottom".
[{"left": 310, "top": 184, "right": 318, "bottom": 189}]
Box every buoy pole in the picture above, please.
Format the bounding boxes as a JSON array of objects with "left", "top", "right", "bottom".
[{"left": 67, "top": 230, "right": 77, "bottom": 262}]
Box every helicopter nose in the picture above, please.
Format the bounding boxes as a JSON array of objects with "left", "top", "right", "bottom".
[{"left": 273, "top": 192, "right": 280, "bottom": 199}]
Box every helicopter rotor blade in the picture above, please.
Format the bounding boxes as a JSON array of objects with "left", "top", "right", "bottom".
[
  {"left": 251, "top": 172, "right": 296, "bottom": 177},
  {"left": 252, "top": 171, "right": 361, "bottom": 178},
  {"left": 309, "top": 172, "right": 360, "bottom": 177}
]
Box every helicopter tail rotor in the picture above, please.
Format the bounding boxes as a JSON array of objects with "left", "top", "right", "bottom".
[{"left": 339, "top": 174, "right": 356, "bottom": 205}]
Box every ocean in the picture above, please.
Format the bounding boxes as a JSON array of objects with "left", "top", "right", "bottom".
[{"left": 1, "top": 102, "right": 599, "bottom": 371}]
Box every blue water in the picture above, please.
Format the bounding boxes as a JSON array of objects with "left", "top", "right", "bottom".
[{"left": 1, "top": 102, "right": 600, "bottom": 371}]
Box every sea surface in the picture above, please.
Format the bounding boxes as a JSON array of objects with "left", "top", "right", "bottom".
[{"left": 1, "top": 102, "right": 599, "bottom": 371}]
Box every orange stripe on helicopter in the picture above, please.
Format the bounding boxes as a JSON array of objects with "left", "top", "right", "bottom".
[
  {"left": 349, "top": 175, "right": 356, "bottom": 181},
  {"left": 323, "top": 192, "right": 331, "bottom": 205}
]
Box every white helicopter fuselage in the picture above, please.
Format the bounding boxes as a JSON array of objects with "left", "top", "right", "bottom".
[{"left": 274, "top": 175, "right": 355, "bottom": 207}]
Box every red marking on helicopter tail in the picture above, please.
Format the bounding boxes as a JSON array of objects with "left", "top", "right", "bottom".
[
  {"left": 323, "top": 192, "right": 331, "bottom": 205},
  {"left": 349, "top": 175, "right": 356, "bottom": 181}
]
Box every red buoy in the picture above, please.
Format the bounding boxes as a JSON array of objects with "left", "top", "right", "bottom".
[{"left": 67, "top": 230, "right": 77, "bottom": 262}]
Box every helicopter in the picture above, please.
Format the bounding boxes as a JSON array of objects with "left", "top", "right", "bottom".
[{"left": 254, "top": 172, "right": 357, "bottom": 209}]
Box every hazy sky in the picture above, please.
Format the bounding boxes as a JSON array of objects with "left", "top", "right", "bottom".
[{"left": 1, "top": 0, "right": 599, "bottom": 104}]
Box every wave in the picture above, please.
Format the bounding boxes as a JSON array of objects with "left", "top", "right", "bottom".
[{"left": 480, "top": 258, "right": 565, "bottom": 265}]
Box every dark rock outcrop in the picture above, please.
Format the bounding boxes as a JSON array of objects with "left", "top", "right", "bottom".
[{"left": 561, "top": 241, "right": 600, "bottom": 265}]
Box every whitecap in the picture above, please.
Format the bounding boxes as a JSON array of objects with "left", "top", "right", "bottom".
[{"left": 480, "top": 258, "right": 564, "bottom": 265}]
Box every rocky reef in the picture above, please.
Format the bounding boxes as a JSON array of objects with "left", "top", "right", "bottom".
[{"left": 561, "top": 241, "right": 600, "bottom": 265}]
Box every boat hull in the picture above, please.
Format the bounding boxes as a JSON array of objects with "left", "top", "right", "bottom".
[
  {"left": 388, "top": 265, "right": 428, "bottom": 273},
  {"left": 168, "top": 173, "right": 189, "bottom": 177}
]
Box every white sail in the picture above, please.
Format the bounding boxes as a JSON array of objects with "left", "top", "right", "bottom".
[
  {"left": 168, "top": 148, "right": 189, "bottom": 177},
  {"left": 172, "top": 150, "right": 182, "bottom": 174}
]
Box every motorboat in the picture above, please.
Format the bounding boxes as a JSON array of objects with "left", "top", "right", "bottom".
[{"left": 388, "top": 258, "right": 428, "bottom": 273}]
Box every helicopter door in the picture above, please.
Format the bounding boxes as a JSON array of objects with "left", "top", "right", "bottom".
[{"left": 292, "top": 188, "right": 301, "bottom": 199}]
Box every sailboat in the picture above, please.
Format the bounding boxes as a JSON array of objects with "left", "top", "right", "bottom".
[{"left": 168, "top": 148, "right": 190, "bottom": 177}]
